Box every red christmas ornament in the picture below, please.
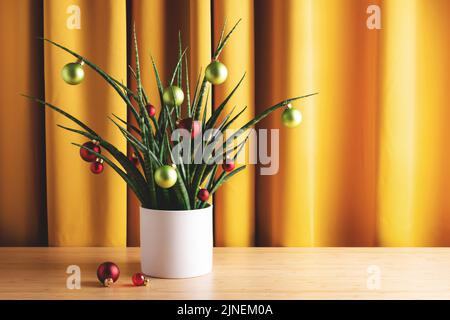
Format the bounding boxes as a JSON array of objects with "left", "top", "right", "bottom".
[
  {"left": 132, "top": 272, "right": 149, "bottom": 286},
  {"left": 177, "top": 118, "right": 201, "bottom": 138},
  {"left": 90, "top": 159, "right": 104, "bottom": 174},
  {"left": 146, "top": 104, "right": 156, "bottom": 117},
  {"left": 129, "top": 153, "right": 139, "bottom": 166},
  {"left": 80, "top": 141, "right": 101, "bottom": 162},
  {"left": 97, "top": 262, "right": 120, "bottom": 287},
  {"left": 197, "top": 188, "right": 210, "bottom": 202},
  {"left": 222, "top": 159, "right": 235, "bottom": 172}
]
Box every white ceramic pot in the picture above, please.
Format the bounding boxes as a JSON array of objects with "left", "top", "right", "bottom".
[{"left": 140, "top": 205, "right": 213, "bottom": 278}]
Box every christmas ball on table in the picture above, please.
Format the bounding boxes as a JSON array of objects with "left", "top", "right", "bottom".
[
  {"left": 154, "top": 165, "right": 178, "bottom": 189},
  {"left": 61, "top": 62, "right": 85, "bottom": 85},
  {"left": 80, "top": 141, "right": 101, "bottom": 162},
  {"left": 197, "top": 188, "right": 210, "bottom": 202},
  {"left": 205, "top": 60, "right": 228, "bottom": 85},
  {"left": 146, "top": 104, "right": 156, "bottom": 117},
  {"left": 90, "top": 159, "right": 104, "bottom": 174},
  {"left": 222, "top": 159, "right": 235, "bottom": 172},
  {"left": 281, "top": 104, "right": 302, "bottom": 128},
  {"left": 177, "top": 118, "right": 201, "bottom": 138},
  {"left": 162, "top": 85, "right": 184, "bottom": 107},
  {"left": 132, "top": 272, "right": 150, "bottom": 286},
  {"left": 97, "top": 262, "right": 120, "bottom": 287}
]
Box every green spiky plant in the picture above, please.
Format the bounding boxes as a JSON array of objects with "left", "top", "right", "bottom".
[{"left": 24, "top": 20, "right": 316, "bottom": 211}]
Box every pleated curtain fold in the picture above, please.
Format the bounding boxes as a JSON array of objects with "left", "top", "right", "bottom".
[{"left": 1, "top": 0, "right": 450, "bottom": 247}]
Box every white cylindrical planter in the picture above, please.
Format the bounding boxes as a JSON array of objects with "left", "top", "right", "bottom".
[{"left": 140, "top": 205, "right": 213, "bottom": 278}]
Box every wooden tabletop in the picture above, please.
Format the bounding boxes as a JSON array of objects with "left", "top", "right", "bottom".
[{"left": 1, "top": 247, "right": 450, "bottom": 299}]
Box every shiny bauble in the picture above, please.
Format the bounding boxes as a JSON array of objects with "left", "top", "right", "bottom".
[
  {"left": 154, "top": 165, "right": 178, "bottom": 189},
  {"left": 146, "top": 104, "right": 156, "bottom": 117},
  {"left": 61, "top": 62, "right": 85, "bottom": 85},
  {"left": 222, "top": 160, "right": 235, "bottom": 172},
  {"left": 281, "top": 106, "right": 302, "bottom": 128},
  {"left": 80, "top": 141, "right": 101, "bottom": 162},
  {"left": 90, "top": 161, "right": 104, "bottom": 174},
  {"left": 177, "top": 118, "right": 201, "bottom": 138},
  {"left": 132, "top": 272, "right": 149, "bottom": 286},
  {"left": 97, "top": 262, "right": 120, "bottom": 287},
  {"left": 197, "top": 189, "right": 210, "bottom": 202},
  {"left": 162, "top": 85, "right": 184, "bottom": 107},
  {"left": 205, "top": 61, "right": 228, "bottom": 85}
]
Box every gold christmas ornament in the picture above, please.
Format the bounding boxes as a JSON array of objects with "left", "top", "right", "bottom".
[
  {"left": 281, "top": 104, "right": 302, "bottom": 128},
  {"left": 154, "top": 165, "right": 178, "bottom": 189},
  {"left": 162, "top": 85, "right": 184, "bottom": 106},
  {"left": 205, "top": 60, "right": 228, "bottom": 85},
  {"left": 61, "top": 61, "right": 85, "bottom": 85}
]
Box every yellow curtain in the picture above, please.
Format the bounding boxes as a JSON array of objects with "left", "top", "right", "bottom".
[
  {"left": 43, "top": 0, "right": 127, "bottom": 246},
  {"left": 255, "top": 0, "right": 380, "bottom": 246},
  {"left": 2, "top": 0, "right": 450, "bottom": 247},
  {"left": 0, "top": 0, "right": 47, "bottom": 246},
  {"left": 378, "top": 0, "right": 450, "bottom": 246}
]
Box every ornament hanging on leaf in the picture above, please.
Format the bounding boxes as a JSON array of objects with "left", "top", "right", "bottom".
[
  {"left": 177, "top": 118, "right": 201, "bottom": 138},
  {"left": 61, "top": 60, "right": 85, "bottom": 85},
  {"left": 90, "top": 158, "right": 104, "bottom": 174},
  {"left": 197, "top": 188, "right": 210, "bottom": 202},
  {"left": 162, "top": 85, "right": 184, "bottom": 107},
  {"left": 222, "top": 158, "right": 235, "bottom": 172},
  {"left": 80, "top": 141, "right": 101, "bottom": 162},
  {"left": 281, "top": 103, "right": 302, "bottom": 128},
  {"left": 146, "top": 104, "right": 156, "bottom": 117},
  {"left": 154, "top": 165, "right": 178, "bottom": 189},
  {"left": 206, "top": 60, "right": 228, "bottom": 85},
  {"left": 97, "top": 262, "right": 120, "bottom": 287}
]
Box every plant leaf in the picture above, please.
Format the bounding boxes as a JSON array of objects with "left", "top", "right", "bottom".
[
  {"left": 213, "top": 19, "right": 241, "bottom": 60},
  {"left": 23, "top": 95, "right": 98, "bottom": 136},
  {"left": 74, "top": 142, "right": 147, "bottom": 204},
  {"left": 40, "top": 38, "right": 140, "bottom": 122},
  {"left": 111, "top": 113, "right": 142, "bottom": 136},
  {"left": 204, "top": 73, "right": 245, "bottom": 130}
]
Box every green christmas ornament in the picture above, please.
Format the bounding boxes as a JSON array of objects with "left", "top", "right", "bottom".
[
  {"left": 154, "top": 165, "right": 178, "bottom": 189},
  {"left": 162, "top": 85, "right": 184, "bottom": 106},
  {"left": 205, "top": 60, "right": 228, "bottom": 85},
  {"left": 61, "top": 62, "right": 85, "bottom": 85},
  {"left": 281, "top": 104, "right": 302, "bottom": 128}
]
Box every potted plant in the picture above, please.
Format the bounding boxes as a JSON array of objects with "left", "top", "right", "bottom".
[{"left": 25, "top": 20, "right": 316, "bottom": 278}]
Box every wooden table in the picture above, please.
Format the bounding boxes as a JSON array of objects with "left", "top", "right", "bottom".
[{"left": 1, "top": 247, "right": 450, "bottom": 299}]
